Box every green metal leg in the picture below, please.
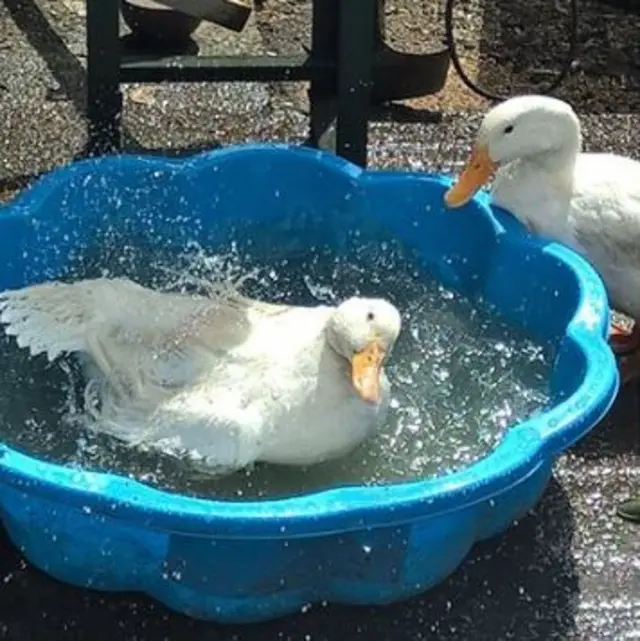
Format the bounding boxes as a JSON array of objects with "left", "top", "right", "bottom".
[
  {"left": 335, "top": 0, "right": 376, "bottom": 166},
  {"left": 307, "top": 0, "right": 338, "bottom": 153},
  {"left": 307, "top": 0, "right": 376, "bottom": 166},
  {"left": 86, "top": 0, "right": 122, "bottom": 155}
]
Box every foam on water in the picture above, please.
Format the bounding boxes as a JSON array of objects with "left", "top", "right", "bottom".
[{"left": 0, "top": 221, "right": 553, "bottom": 500}]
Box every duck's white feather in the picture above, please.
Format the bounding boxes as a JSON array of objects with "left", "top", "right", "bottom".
[{"left": 494, "top": 153, "right": 640, "bottom": 319}]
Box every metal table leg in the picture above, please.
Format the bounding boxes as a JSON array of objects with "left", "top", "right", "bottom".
[
  {"left": 86, "top": 0, "right": 123, "bottom": 155},
  {"left": 335, "top": 0, "right": 376, "bottom": 167},
  {"left": 307, "top": 0, "right": 338, "bottom": 153}
]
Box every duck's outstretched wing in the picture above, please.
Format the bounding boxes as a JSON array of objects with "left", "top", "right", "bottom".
[{"left": 0, "top": 277, "right": 279, "bottom": 393}]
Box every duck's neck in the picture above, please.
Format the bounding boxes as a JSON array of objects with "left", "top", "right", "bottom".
[
  {"left": 493, "top": 145, "right": 579, "bottom": 240},
  {"left": 532, "top": 141, "right": 579, "bottom": 177}
]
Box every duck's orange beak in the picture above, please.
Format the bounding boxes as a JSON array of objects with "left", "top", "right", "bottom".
[
  {"left": 445, "top": 145, "right": 496, "bottom": 208},
  {"left": 351, "top": 340, "right": 385, "bottom": 404}
]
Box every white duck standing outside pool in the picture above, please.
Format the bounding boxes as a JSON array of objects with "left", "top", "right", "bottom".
[
  {"left": 444, "top": 94, "right": 640, "bottom": 524},
  {"left": 444, "top": 95, "right": 640, "bottom": 381},
  {"left": 0, "top": 278, "right": 401, "bottom": 474}
]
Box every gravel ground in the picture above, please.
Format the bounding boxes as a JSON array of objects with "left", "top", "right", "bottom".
[
  {"left": 0, "top": 1, "right": 639, "bottom": 640},
  {"left": 0, "top": 0, "right": 306, "bottom": 185}
]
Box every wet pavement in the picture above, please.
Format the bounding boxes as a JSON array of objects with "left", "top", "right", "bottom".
[{"left": 0, "top": 1, "right": 639, "bottom": 639}]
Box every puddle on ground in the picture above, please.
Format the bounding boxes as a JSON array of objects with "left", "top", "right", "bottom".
[{"left": 0, "top": 217, "right": 553, "bottom": 500}]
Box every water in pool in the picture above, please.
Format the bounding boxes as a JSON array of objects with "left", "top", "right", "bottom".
[{"left": 0, "top": 223, "right": 553, "bottom": 500}]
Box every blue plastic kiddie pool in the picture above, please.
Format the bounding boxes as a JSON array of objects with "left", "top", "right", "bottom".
[{"left": 0, "top": 145, "right": 618, "bottom": 623}]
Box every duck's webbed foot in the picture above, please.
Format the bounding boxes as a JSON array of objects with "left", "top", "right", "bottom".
[
  {"left": 609, "top": 320, "right": 640, "bottom": 385},
  {"left": 609, "top": 319, "right": 640, "bottom": 356}
]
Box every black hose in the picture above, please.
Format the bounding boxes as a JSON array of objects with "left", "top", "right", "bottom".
[{"left": 444, "top": 0, "right": 579, "bottom": 101}]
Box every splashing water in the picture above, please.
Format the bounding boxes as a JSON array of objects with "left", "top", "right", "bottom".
[{"left": 0, "top": 222, "right": 553, "bottom": 501}]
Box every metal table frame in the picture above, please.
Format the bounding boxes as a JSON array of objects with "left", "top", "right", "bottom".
[{"left": 86, "top": 0, "right": 449, "bottom": 167}]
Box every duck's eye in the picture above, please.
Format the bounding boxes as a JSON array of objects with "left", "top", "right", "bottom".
[
  {"left": 503, "top": 124, "right": 514, "bottom": 135},
  {"left": 366, "top": 311, "right": 375, "bottom": 322}
]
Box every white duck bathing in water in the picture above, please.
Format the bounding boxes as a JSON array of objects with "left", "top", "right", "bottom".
[
  {"left": 0, "top": 278, "right": 401, "bottom": 474},
  {"left": 444, "top": 95, "right": 640, "bottom": 384}
]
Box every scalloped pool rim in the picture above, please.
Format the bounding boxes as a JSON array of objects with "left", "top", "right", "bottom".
[{"left": 0, "top": 144, "right": 619, "bottom": 537}]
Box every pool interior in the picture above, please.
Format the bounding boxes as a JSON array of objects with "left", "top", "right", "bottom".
[{"left": 0, "top": 213, "right": 556, "bottom": 501}]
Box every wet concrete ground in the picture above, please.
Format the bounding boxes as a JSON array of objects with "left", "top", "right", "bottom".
[{"left": 0, "top": 1, "right": 639, "bottom": 639}]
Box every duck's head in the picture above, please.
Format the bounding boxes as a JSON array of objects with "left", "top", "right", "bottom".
[
  {"left": 325, "top": 297, "right": 401, "bottom": 405},
  {"left": 445, "top": 95, "right": 582, "bottom": 208}
]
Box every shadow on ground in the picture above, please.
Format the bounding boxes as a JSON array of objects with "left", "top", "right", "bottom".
[
  {"left": 0, "top": 477, "right": 578, "bottom": 641},
  {"left": 474, "top": 0, "right": 640, "bottom": 112},
  {"left": 571, "top": 384, "right": 640, "bottom": 461},
  {"left": 1, "top": 0, "right": 146, "bottom": 151},
  {"left": 2, "top": 0, "right": 86, "bottom": 111}
]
